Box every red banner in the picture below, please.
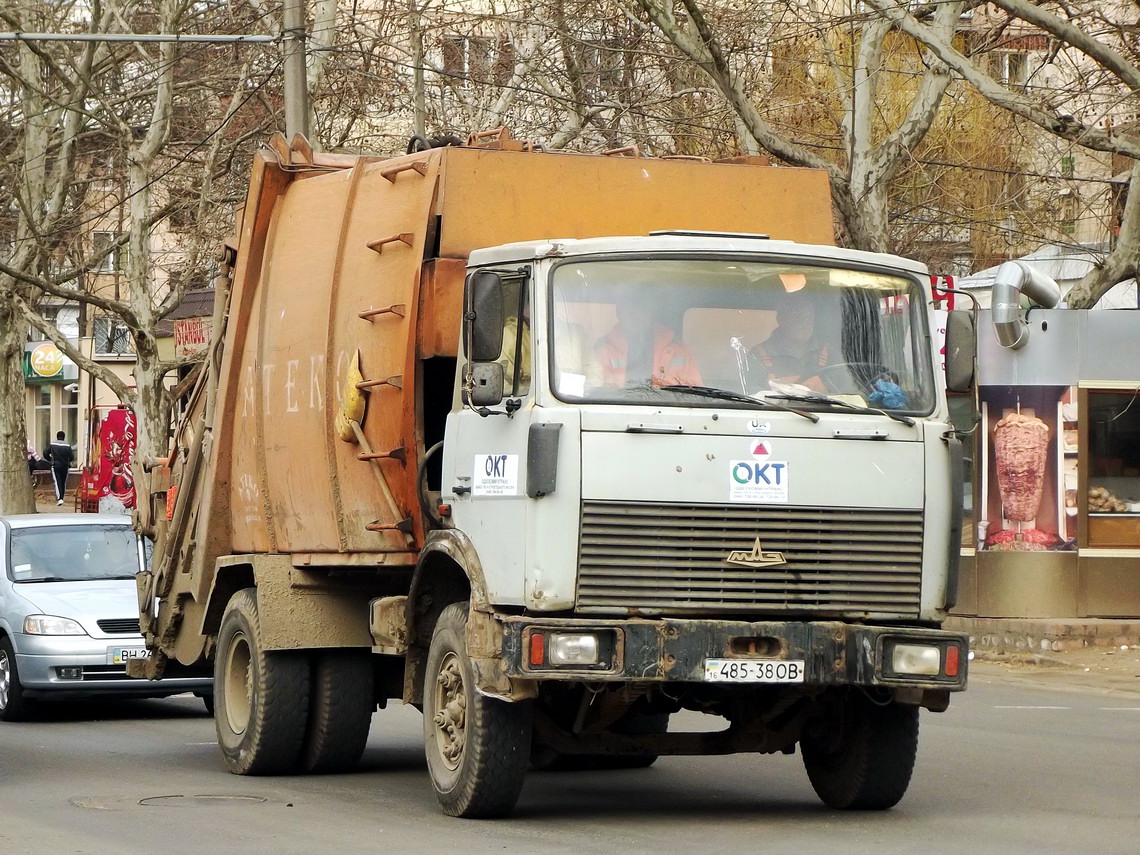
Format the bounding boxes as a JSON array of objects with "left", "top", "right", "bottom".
[{"left": 90, "top": 407, "right": 137, "bottom": 512}]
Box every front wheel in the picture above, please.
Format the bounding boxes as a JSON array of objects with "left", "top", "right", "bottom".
[
  {"left": 423, "top": 603, "right": 532, "bottom": 818},
  {"left": 214, "top": 588, "right": 311, "bottom": 775},
  {"left": 0, "top": 638, "right": 34, "bottom": 722},
  {"left": 800, "top": 690, "right": 919, "bottom": 810}
]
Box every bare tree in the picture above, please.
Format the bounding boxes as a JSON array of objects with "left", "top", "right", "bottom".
[
  {"left": 0, "top": 0, "right": 105, "bottom": 513},
  {"left": 627, "top": 0, "right": 967, "bottom": 252},
  {"left": 0, "top": 0, "right": 275, "bottom": 516},
  {"left": 864, "top": 0, "right": 1140, "bottom": 306}
]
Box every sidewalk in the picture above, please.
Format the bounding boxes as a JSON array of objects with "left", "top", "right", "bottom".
[
  {"left": 950, "top": 616, "right": 1140, "bottom": 690},
  {"left": 33, "top": 483, "right": 73, "bottom": 515}
]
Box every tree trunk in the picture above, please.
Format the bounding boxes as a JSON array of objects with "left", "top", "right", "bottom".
[{"left": 0, "top": 299, "right": 36, "bottom": 515}]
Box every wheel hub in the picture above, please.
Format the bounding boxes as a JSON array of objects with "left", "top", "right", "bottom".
[
  {"left": 432, "top": 653, "right": 466, "bottom": 770},
  {"left": 223, "top": 631, "right": 253, "bottom": 735},
  {"left": 0, "top": 650, "right": 10, "bottom": 709}
]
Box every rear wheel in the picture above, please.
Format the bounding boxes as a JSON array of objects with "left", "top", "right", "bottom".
[
  {"left": 423, "top": 603, "right": 532, "bottom": 817},
  {"left": 298, "top": 650, "right": 374, "bottom": 774},
  {"left": 0, "top": 638, "right": 34, "bottom": 722},
  {"left": 214, "top": 588, "right": 310, "bottom": 775},
  {"left": 800, "top": 690, "right": 919, "bottom": 810}
]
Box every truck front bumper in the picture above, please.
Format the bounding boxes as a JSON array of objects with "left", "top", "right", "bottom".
[{"left": 492, "top": 616, "right": 967, "bottom": 693}]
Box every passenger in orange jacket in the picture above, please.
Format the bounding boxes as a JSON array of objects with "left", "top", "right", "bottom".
[{"left": 596, "top": 299, "right": 702, "bottom": 389}]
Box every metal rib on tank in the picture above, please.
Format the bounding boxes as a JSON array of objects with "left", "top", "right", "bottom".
[{"left": 577, "top": 501, "right": 924, "bottom": 617}]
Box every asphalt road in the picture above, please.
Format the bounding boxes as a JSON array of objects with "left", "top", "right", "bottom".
[{"left": 1, "top": 666, "right": 1137, "bottom": 855}]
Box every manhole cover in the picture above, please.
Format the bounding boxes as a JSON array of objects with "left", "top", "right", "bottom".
[{"left": 139, "top": 794, "right": 269, "bottom": 808}]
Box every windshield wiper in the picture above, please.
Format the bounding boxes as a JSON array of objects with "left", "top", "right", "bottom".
[
  {"left": 16, "top": 576, "right": 71, "bottom": 584},
  {"left": 766, "top": 392, "right": 915, "bottom": 426},
  {"left": 659, "top": 385, "right": 819, "bottom": 422}
]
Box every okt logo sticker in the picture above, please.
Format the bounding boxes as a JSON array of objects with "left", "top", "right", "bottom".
[
  {"left": 473, "top": 453, "right": 520, "bottom": 496},
  {"left": 729, "top": 459, "right": 789, "bottom": 503}
]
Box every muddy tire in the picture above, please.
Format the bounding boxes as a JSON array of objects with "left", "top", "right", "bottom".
[
  {"left": 0, "top": 637, "right": 34, "bottom": 722},
  {"left": 214, "top": 588, "right": 310, "bottom": 775},
  {"left": 423, "top": 603, "right": 531, "bottom": 818},
  {"left": 298, "top": 650, "right": 374, "bottom": 774},
  {"left": 800, "top": 690, "right": 919, "bottom": 810}
]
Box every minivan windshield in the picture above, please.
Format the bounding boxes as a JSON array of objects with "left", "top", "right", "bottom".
[
  {"left": 549, "top": 257, "right": 935, "bottom": 414},
  {"left": 8, "top": 525, "right": 140, "bottom": 582}
]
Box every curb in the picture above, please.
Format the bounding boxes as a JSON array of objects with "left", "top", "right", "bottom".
[{"left": 948, "top": 616, "right": 1140, "bottom": 655}]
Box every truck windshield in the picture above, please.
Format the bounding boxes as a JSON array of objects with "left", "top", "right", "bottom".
[{"left": 549, "top": 257, "right": 935, "bottom": 414}]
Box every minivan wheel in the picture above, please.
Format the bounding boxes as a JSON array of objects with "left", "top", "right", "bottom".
[{"left": 0, "top": 638, "right": 34, "bottom": 722}]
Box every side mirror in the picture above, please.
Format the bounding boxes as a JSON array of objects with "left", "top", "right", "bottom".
[
  {"left": 944, "top": 310, "right": 976, "bottom": 394},
  {"left": 464, "top": 362, "right": 505, "bottom": 407},
  {"left": 466, "top": 270, "right": 505, "bottom": 362}
]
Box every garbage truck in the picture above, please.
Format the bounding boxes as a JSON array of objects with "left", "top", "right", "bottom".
[{"left": 135, "top": 129, "right": 973, "bottom": 818}]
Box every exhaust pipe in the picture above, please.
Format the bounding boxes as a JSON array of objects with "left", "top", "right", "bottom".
[{"left": 991, "top": 260, "right": 1061, "bottom": 349}]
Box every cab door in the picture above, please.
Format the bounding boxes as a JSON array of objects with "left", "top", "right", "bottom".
[{"left": 442, "top": 269, "right": 534, "bottom": 607}]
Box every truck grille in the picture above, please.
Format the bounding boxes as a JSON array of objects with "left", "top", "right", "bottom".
[{"left": 577, "top": 501, "right": 924, "bottom": 617}]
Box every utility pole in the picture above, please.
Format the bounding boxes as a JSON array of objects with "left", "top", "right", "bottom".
[
  {"left": 282, "top": 0, "right": 310, "bottom": 142},
  {"left": 408, "top": 0, "right": 426, "bottom": 138}
]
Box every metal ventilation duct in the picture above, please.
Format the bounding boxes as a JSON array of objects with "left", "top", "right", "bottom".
[{"left": 991, "top": 260, "right": 1062, "bottom": 349}]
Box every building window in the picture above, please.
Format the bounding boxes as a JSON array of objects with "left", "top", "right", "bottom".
[
  {"left": 28, "top": 305, "right": 80, "bottom": 342},
  {"left": 1059, "top": 192, "right": 1078, "bottom": 236},
  {"left": 91, "top": 231, "right": 125, "bottom": 273},
  {"left": 34, "top": 387, "right": 52, "bottom": 456},
  {"left": 1084, "top": 389, "right": 1140, "bottom": 547},
  {"left": 439, "top": 34, "right": 513, "bottom": 86},
  {"left": 576, "top": 38, "right": 625, "bottom": 96},
  {"left": 986, "top": 49, "right": 1033, "bottom": 87},
  {"left": 440, "top": 34, "right": 489, "bottom": 83},
  {"left": 93, "top": 316, "right": 133, "bottom": 356},
  {"left": 63, "top": 384, "right": 79, "bottom": 450}
]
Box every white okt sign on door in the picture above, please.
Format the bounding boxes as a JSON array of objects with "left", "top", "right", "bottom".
[{"left": 472, "top": 453, "right": 520, "bottom": 496}]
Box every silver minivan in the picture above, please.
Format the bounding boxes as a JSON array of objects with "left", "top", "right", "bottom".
[{"left": 0, "top": 514, "right": 213, "bottom": 720}]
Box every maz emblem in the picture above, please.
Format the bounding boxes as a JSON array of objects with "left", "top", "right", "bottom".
[{"left": 726, "top": 537, "right": 787, "bottom": 568}]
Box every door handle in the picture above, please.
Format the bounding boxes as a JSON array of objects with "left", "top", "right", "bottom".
[{"left": 453, "top": 485, "right": 471, "bottom": 495}]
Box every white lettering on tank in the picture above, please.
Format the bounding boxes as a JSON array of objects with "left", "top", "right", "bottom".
[
  {"left": 261, "top": 364, "right": 276, "bottom": 415},
  {"left": 334, "top": 350, "right": 349, "bottom": 406},
  {"left": 309, "top": 354, "right": 325, "bottom": 409},
  {"left": 285, "top": 359, "right": 300, "bottom": 413},
  {"left": 242, "top": 366, "right": 255, "bottom": 417}
]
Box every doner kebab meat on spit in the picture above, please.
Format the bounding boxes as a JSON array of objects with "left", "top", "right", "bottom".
[{"left": 993, "top": 412, "right": 1050, "bottom": 521}]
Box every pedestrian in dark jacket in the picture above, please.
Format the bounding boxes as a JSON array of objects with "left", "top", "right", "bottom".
[{"left": 44, "top": 431, "right": 74, "bottom": 506}]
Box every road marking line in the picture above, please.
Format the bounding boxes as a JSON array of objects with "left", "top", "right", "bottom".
[
  {"left": 1097, "top": 707, "right": 1140, "bottom": 711},
  {"left": 993, "top": 705, "right": 1070, "bottom": 710}
]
